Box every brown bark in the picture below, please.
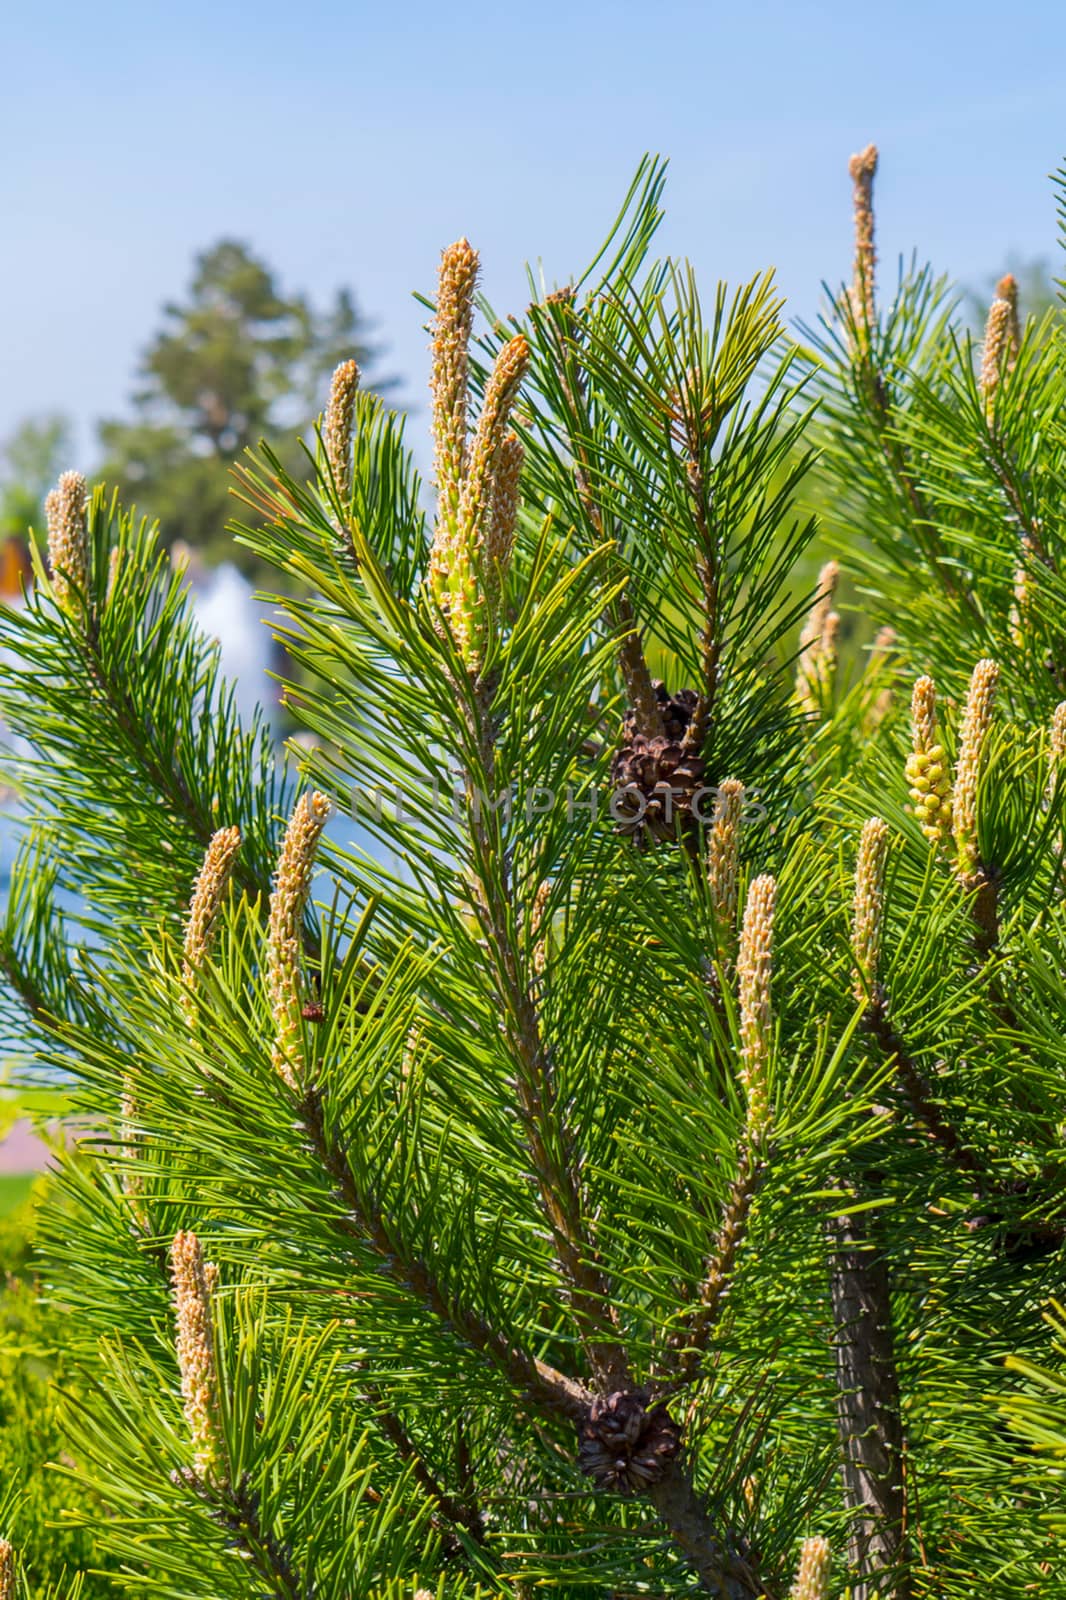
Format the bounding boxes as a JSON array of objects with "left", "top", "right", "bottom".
[
  {"left": 646, "top": 1466, "right": 762, "bottom": 1598},
  {"left": 826, "top": 1204, "right": 910, "bottom": 1600},
  {"left": 616, "top": 596, "right": 666, "bottom": 738},
  {"left": 660, "top": 1144, "right": 766, "bottom": 1387}
]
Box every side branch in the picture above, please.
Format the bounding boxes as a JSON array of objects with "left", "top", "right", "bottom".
[
  {"left": 370, "top": 1391, "right": 487, "bottom": 1545},
  {"left": 300, "top": 1088, "right": 591, "bottom": 1422},
  {"left": 466, "top": 701, "right": 629, "bottom": 1390},
  {"left": 543, "top": 298, "right": 663, "bottom": 737},
  {"left": 59, "top": 607, "right": 280, "bottom": 929},
  {"left": 982, "top": 429, "right": 1051, "bottom": 569},
  {"left": 202, "top": 1475, "right": 304, "bottom": 1599},
  {"left": 659, "top": 1143, "right": 766, "bottom": 1388},
  {"left": 863, "top": 996, "right": 983, "bottom": 1180},
  {"left": 180, "top": 1417, "right": 304, "bottom": 1600},
  {"left": 681, "top": 456, "right": 721, "bottom": 757},
  {"left": 868, "top": 995, "right": 1066, "bottom": 1250},
  {"left": 852, "top": 346, "right": 975, "bottom": 619}
]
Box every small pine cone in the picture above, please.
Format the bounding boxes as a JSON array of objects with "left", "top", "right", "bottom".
[
  {"left": 612, "top": 684, "right": 705, "bottom": 842},
  {"left": 611, "top": 735, "right": 706, "bottom": 841},
  {"left": 577, "top": 1391, "right": 681, "bottom": 1493}
]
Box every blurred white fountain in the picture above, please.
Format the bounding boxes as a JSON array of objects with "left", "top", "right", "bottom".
[{"left": 176, "top": 544, "right": 281, "bottom": 730}]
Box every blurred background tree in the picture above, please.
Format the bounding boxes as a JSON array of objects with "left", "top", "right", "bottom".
[
  {"left": 0, "top": 415, "right": 72, "bottom": 541},
  {"left": 97, "top": 240, "right": 393, "bottom": 570}
]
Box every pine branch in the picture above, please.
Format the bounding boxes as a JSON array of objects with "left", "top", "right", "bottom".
[
  {"left": 866, "top": 993, "right": 1066, "bottom": 1252},
  {"left": 617, "top": 593, "right": 667, "bottom": 736},
  {"left": 304, "top": 1091, "right": 765, "bottom": 1597},
  {"left": 292, "top": 795, "right": 765, "bottom": 1596},
  {"left": 645, "top": 1471, "right": 763, "bottom": 1599},
  {"left": 968, "top": 866, "right": 1002, "bottom": 965},
  {"left": 0, "top": 497, "right": 295, "bottom": 953},
  {"left": 464, "top": 686, "right": 629, "bottom": 1391},
  {"left": 370, "top": 1393, "right": 487, "bottom": 1547},
  {"left": 959, "top": 863, "right": 1041, "bottom": 1123},
  {"left": 862, "top": 995, "right": 984, "bottom": 1181},
  {"left": 680, "top": 454, "right": 721, "bottom": 757},
  {"left": 541, "top": 295, "right": 664, "bottom": 737},
  {"left": 975, "top": 323, "right": 1050, "bottom": 574},
  {"left": 24, "top": 156, "right": 1066, "bottom": 1599},
  {"left": 189, "top": 1471, "right": 306, "bottom": 1599},
  {"left": 75, "top": 610, "right": 268, "bottom": 914},
  {"left": 133, "top": 1186, "right": 473, "bottom": 1574},
  {"left": 0, "top": 938, "right": 54, "bottom": 1026},
  {"left": 854, "top": 351, "right": 980, "bottom": 626},
  {"left": 658, "top": 1142, "right": 766, "bottom": 1388},
  {"left": 299, "top": 1086, "right": 591, "bottom": 1421},
  {"left": 0, "top": 839, "right": 100, "bottom": 1031},
  {"left": 982, "top": 430, "right": 1049, "bottom": 569}
]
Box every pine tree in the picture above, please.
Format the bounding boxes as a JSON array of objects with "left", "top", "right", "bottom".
[
  {"left": 2, "top": 149, "right": 1066, "bottom": 1598},
  {"left": 98, "top": 240, "right": 390, "bottom": 569}
]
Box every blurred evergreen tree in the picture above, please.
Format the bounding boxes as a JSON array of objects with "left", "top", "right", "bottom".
[
  {"left": 98, "top": 240, "right": 392, "bottom": 570},
  {"left": 0, "top": 416, "right": 72, "bottom": 542}
]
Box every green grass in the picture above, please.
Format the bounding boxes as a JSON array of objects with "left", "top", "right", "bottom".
[{"left": 0, "top": 1173, "right": 34, "bottom": 1216}]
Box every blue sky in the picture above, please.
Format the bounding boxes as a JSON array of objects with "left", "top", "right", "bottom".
[{"left": 3, "top": 0, "right": 1064, "bottom": 469}]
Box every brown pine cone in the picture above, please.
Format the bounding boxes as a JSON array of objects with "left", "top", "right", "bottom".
[
  {"left": 611, "top": 737, "right": 706, "bottom": 840},
  {"left": 621, "top": 681, "right": 698, "bottom": 746},
  {"left": 577, "top": 1390, "right": 681, "bottom": 1492},
  {"left": 612, "top": 682, "right": 706, "bottom": 842}
]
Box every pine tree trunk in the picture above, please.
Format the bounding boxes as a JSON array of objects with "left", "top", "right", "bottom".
[{"left": 827, "top": 1205, "right": 910, "bottom": 1599}]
